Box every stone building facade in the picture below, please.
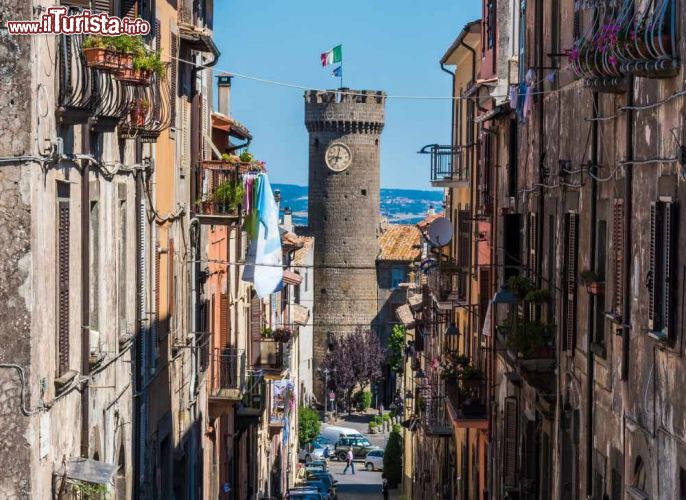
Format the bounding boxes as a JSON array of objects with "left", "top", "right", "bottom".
[
  {"left": 305, "top": 89, "right": 385, "bottom": 400},
  {"left": 404, "top": 0, "right": 686, "bottom": 499}
]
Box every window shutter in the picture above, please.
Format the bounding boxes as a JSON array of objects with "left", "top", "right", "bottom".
[
  {"left": 168, "top": 238, "right": 174, "bottom": 320},
  {"left": 220, "top": 294, "right": 230, "bottom": 348},
  {"left": 170, "top": 32, "right": 178, "bottom": 131},
  {"left": 648, "top": 203, "right": 658, "bottom": 330},
  {"left": 92, "top": 0, "right": 113, "bottom": 14},
  {"left": 250, "top": 292, "right": 262, "bottom": 341},
  {"left": 612, "top": 199, "right": 624, "bottom": 317},
  {"left": 528, "top": 212, "right": 538, "bottom": 319},
  {"left": 154, "top": 241, "right": 160, "bottom": 346},
  {"left": 120, "top": 0, "right": 137, "bottom": 17},
  {"left": 662, "top": 202, "right": 676, "bottom": 337},
  {"left": 563, "top": 212, "right": 579, "bottom": 351},
  {"left": 503, "top": 397, "right": 518, "bottom": 488},
  {"left": 58, "top": 201, "right": 71, "bottom": 376}
]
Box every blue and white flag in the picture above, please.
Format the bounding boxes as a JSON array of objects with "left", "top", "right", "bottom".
[{"left": 332, "top": 65, "right": 343, "bottom": 78}]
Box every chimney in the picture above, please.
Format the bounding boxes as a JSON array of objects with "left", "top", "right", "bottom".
[
  {"left": 427, "top": 206, "right": 436, "bottom": 216},
  {"left": 273, "top": 189, "right": 281, "bottom": 210},
  {"left": 283, "top": 208, "right": 293, "bottom": 232},
  {"left": 217, "top": 75, "right": 232, "bottom": 116}
]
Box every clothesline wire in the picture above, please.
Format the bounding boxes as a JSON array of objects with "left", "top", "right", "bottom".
[{"left": 171, "top": 54, "right": 577, "bottom": 101}]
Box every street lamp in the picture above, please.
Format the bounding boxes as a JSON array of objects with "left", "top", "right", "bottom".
[{"left": 319, "top": 367, "right": 336, "bottom": 423}]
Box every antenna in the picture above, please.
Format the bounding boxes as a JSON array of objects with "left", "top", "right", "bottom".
[{"left": 426, "top": 217, "right": 453, "bottom": 247}]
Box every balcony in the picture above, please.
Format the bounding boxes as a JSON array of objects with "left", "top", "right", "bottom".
[
  {"left": 445, "top": 377, "right": 488, "bottom": 429},
  {"left": 193, "top": 161, "right": 245, "bottom": 225},
  {"left": 419, "top": 144, "right": 469, "bottom": 188},
  {"left": 254, "top": 338, "right": 291, "bottom": 380},
  {"left": 236, "top": 371, "right": 266, "bottom": 418},
  {"left": 570, "top": 0, "right": 678, "bottom": 91},
  {"left": 421, "top": 394, "right": 453, "bottom": 437},
  {"left": 57, "top": 31, "right": 98, "bottom": 125},
  {"left": 269, "top": 380, "right": 296, "bottom": 430},
  {"left": 208, "top": 348, "right": 246, "bottom": 416},
  {"left": 118, "top": 67, "right": 172, "bottom": 142}
]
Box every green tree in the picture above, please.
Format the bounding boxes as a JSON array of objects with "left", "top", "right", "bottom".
[
  {"left": 384, "top": 424, "right": 403, "bottom": 487},
  {"left": 298, "top": 406, "right": 321, "bottom": 445},
  {"left": 388, "top": 325, "right": 405, "bottom": 374}
]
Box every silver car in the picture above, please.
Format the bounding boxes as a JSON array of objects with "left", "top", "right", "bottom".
[{"left": 364, "top": 449, "right": 384, "bottom": 471}]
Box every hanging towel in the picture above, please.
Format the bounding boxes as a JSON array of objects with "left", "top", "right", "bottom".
[{"left": 242, "top": 173, "right": 283, "bottom": 297}]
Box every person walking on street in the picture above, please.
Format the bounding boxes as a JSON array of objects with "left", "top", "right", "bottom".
[
  {"left": 381, "top": 473, "right": 389, "bottom": 500},
  {"left": 342, "top": 447, "right": 355, "bottom": 475}
]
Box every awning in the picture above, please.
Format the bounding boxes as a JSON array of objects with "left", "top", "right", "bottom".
[
  {"left": 212, "top": 112, "right": 252, "bottom": 141},
  {"left": 58, "top": 458, "right": 117, "bottom": 485},
  {"left": 283, "top": 270, "right": 303, "bottom": 286},
  {"left": 292, "top": 304, "right": 310, "bottom": 326},
  {"left": 395, "top": 304, "right": 415, "bottom": 329},
  {"left": 178, "top": 24, "right": 220, "bottom": 56},
  {"left": 474, "top": 105, "right": 510, "bottom": 124}
]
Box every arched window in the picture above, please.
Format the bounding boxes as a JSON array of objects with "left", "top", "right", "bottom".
[{"left": 633, "top": 457, "right": 646, "bottom": 491}]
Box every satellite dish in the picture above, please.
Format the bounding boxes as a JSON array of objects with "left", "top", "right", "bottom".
[{"left": 426, "top": 217, "right": 453, "bottom": 247}]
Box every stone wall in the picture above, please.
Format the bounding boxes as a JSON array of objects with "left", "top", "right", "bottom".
[{"left": 0, "top": 0, "right": 34, "bottom": 497}]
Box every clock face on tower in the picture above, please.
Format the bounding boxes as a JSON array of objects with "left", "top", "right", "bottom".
[{"left": 325, "top": 142, "right": 352, "bottom": 172}]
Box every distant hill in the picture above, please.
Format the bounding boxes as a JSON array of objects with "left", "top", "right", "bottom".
[{"left": 273, "top": 183, "right": 444, "bottom": 226}]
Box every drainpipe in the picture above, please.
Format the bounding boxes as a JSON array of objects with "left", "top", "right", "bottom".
[
  {"left": 585, "top": 91, "right": 599, "bottom": 499},
  {"left": 460, "top": 37, "right": 477, "bottom": 191},
  {"left": 80, "top": 142, "right": 91, "bottom": 458},
  {"left": 622, "top": 79, "right": 634, "bottom": 382}
]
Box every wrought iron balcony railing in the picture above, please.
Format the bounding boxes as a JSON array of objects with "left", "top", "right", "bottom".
[
  {"left": 421, "top": 394, "right": 453, "bottom": 436},
  {"left": 57, "top": 31, "right": 99, "bottom": 124},
  {"left": 570, "top": 0, "right": 678, "bottom": 88},
  {"left": 209, "top": 348, "right": 246, "bottom": 400},
  {"left": 194, "top": 161, "right": 243, "bottom": 224},
  {"left": 237, "top": 371, "right": 266, "bottom": 416},
  {"left": 118, "top": 66, "right": 172, "bottom": 142},
  {"left": 445, "top": 377, "right": 488, "bottom": 429},
  {"left": 419, "top": 144, "right": 470, "bottom": 187}
]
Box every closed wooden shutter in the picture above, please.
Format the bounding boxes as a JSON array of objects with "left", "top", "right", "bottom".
[
  {"left": 528, "top": 212, "right": 538, "bottom": 319},
  {"left": 154, "top": 241, "right": 160, "bottom": 345},
  {"left": 662, "top": 202, "right": 676, "bottom": 337},
  {"left": 563, "top": 212, "right": 579, "bottom": 351},
  {"left": 648, "top": 203, "right": 658, "bottom": 330},
  {"left": 612, "top": 199, "right": 624, "bottom": 317},
  {"left": 503, "top": 397, "right": 518, "bottom": 488},
  {"left": 170, "top": 32, "right": 178, "bottom": 131},
  {"left": 220, "top": 294, "right": 230, "bottom": 348},
  {"left": 92, "top": 0, "right": 113, "bottom": 14},
  {"left": 649, "top": 200, "right": 678, "bottom": 337},
  {"left": 168, "top": 238, "right": 174, "bottom": 319},
  {"left": 58, "top": 200, "right": 70, "bottom": 376},
  {"left": 250, "top": 292, "right": 262, "bottom": 341},
  {"left": 120, "top": 0, "right": 137, "bottom": 17}
]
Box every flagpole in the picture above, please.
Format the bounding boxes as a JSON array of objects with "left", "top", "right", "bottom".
[{"left": 340, "top": 63, "right": 343, "bottom": 90}]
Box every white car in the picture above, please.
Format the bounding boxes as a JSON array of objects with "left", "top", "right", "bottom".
[
  {"left": 364, "top": 449, "right": 384, "bottom": 471},
  {"left": 299, "top": 443, "right": 327, "bottom": 462}
]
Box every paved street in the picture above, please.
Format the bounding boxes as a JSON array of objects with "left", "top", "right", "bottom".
[{"left": 322, "top": 411, "right": 400, "bottom": 500}]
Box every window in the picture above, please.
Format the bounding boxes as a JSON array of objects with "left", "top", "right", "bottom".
[
  {"left": 612, "top": 199, "right": 624, "bottom": 319},
  {"left": 563, "top": 212, "right": 579, "bottom": 351},
  {"left": 220, "top": 294, "right": 230, "bottom": 348},
  {"left": 89, "top": 199, "right": 100, "bottom": 332},
  {"left": 648, "top": 200, "right": 678, "bottom": 340},
  {"left": 633, "top": 457, "right": 646, "bottom": 491},
  {"left": 457, "top": 210, "right": 471, "bottom": 298},
  {"left": 593, "top": 220, "right": 607, "bottom": 349},
  {"left": 118, "top": 199, "right": 127, "bottom": 340},
  {"left": 518, "top": 0, "right": 527, "bottom": 80},
  {"left": 391, "top": 268, "right": 405, "bottom": 289},
  {"left": 503, "top": 397, "right": 518, "bottom": 488},
  {"left": 508, "top": 119, "right": 518, "bottom": 197},
  {"left": 56, "top": 182, "right": 71, "bottom": 377},
  {"left": 679, "top": 467, "right": 686, "bottom": 500}
]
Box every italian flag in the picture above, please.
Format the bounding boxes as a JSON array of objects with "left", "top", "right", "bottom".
[{"left": 321, "top": 45, "right": 342, "bottom": 67}]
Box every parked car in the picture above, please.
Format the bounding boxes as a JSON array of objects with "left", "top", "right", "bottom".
[
  {"left": 334, "top": 436, "right": 380, "bottom": 461},
  {"left": 312, "top": 435, "right": 334, "bottom": 448},
  {"left": 298, "top": 442, "right": 327, "bottom": 462},
  {"left": 305, "top": 472, "right": 337, "bottom": 499},
  {"left": 299, "top": 479, "right": 332, "bottom": 500},
  {"left": 287, "top": 487, "right": 324, "bottom": 500},
  {"left": 364, "top": 449, "right": 384, "bottom": 471},
  {"left": 319, "top": 425, "right": 365, "bottom": 445}
]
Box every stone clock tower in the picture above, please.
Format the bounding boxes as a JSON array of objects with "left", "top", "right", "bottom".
[{"left": 304, "top": 89, "right": 386, "bottom": 400}]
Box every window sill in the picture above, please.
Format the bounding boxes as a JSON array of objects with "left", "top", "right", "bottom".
[{"left": 54, "top": 369, "right": 78, "bottom": 394}]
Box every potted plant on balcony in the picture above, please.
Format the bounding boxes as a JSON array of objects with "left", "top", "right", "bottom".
[
  {"left": 579, "top": 269, "right": 605, "bottom": 295},
  {"left": 239, "top": 150, "right": 254, "bottom": 164},
  {"left": 505, "top": 319, "right": 555, "bottom": 359},
  {"left": 221, "top": 153, "right": 241, "bottom": 165},
  {"left": 439, "top": 352, "right": 470, "bottom": 380},
  {"left": 82, "top": 36, "right": 119, "bottom": 71},
  {"left": 261, "top": 327, "right": 273, "bottom": 339},
  {"left": 130, "top": 98, "right": 150, "bottom": 127},
  {"left": 214, "top": 180, "right": 245, "bottom": 215},
  {"left": 194, "top": 198, "right": 204, "bottom": 215},
  {"left": 108, "top": 34, "right": 145, "bottom": 71},
  {"left": 272, "top": 328, "right": 293, "bottom": 343}
]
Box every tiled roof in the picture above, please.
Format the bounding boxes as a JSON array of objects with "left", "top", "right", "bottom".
[
  {"left": 292, "top": 237, "right": 314, "bottom": 266},
  {"left": 416, "top": 212, "right": 444, "bottom": 233},
  {"left": 378, "top": 224, "right": 422, "bottom": 262},
  {"left": 281, "top": 231, "right": 305, "bottom": 250}
]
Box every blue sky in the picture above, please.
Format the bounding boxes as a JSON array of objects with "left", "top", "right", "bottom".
[{"left": 213, "top": 1, "right": 482, "bottom": 190}]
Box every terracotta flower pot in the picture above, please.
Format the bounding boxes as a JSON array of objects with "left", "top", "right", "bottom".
[
  {"left": 83, "top": 47, "right": 119, "bottom": 71},
  {"left": 115, "top": 68, "right": 152, "bottom": 86}
]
